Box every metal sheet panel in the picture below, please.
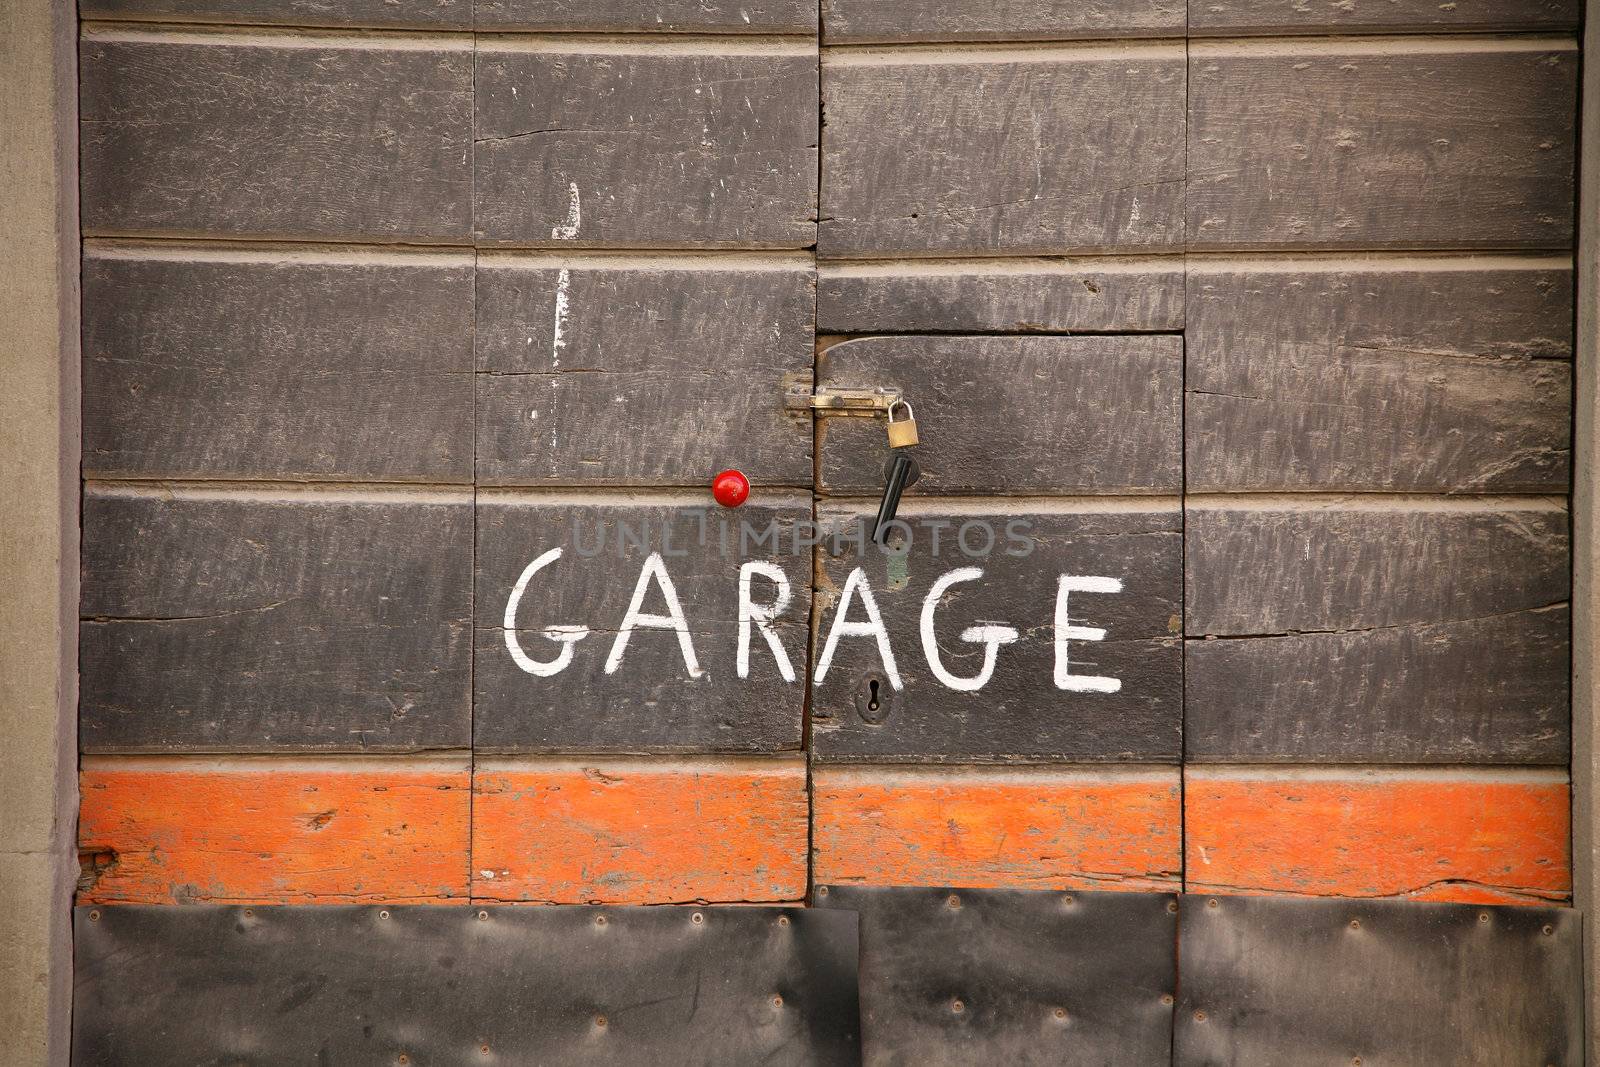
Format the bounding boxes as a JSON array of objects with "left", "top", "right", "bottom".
[
  {"left": 1174, "top": 894, "right": 1583, "bottom": 1067},
  {"left": 73, "top": 904, "right": 860, "bottom": 1065},
  {"left": 815, "top": 885, "right": 1177, "bottom": 1066}
]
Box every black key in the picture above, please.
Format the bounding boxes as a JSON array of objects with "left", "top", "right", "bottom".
[{"left": 873, "top": 452, "right": 921, "bottom": 545}]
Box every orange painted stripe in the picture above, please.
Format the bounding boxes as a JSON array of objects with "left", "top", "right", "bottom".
[
  {"left": 812, "top": 766, "right": 1181, "bottom": 892},
  {"left": 1185, "top": 769, "right": 1571, "bottom": 905},
  {"left": 78, "top": 758, "right": 471, "bottom": 905},
  {"left": 471, "top": 757, "right": 808, "bottom": 904}
]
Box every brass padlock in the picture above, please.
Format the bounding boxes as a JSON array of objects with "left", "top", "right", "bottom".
[{"left": 886, "top": 399, "right": 919, "bottom": 448}]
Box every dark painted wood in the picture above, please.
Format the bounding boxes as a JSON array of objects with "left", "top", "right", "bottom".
[
  {"left": 1190, "top": 0, "right": 1577, "bottom": 34},
  {"left": 80, "top": 38, "right": 472, "bottom": 241},
  {"left": 474, "top": 49, "right": 816, "bottom": 248},
  {"left": 817, "top": 335, "right": 1181, "bottom": 495},
  {"left": 817, "top": 260, "right": 1184, "bottom": 333},
  {"left": 477, "top": 0, "right": 816, "bottom": 31},
  {"left": 1187, "top": 45, "right": 1578, "bottom": 249},
  {"left": 476, "top": 262, "right": 814, "bottom": 487},
  {"left": 474, "top": 495, "right": 812, "bottom": 752},
  {"left": 83, "top": 253, "right": 474, "bottom": 482},
  {"left": 1175, "top": 895, "right": 1582, "bottom": 1066},
  {"left": 1187, "top": 606, "right": 1569, "bottom": 763},
  {"left": 1185, "top": 504, "right": 1570, "bottom": 764},
  {"left": 822, "top": 0, "right": 1182, "bottom": 42},
  {"left": 820, "top": 49, "right": 1185, "bottom": 256},
  {"left": 80, "top": 0, "right": 467, "bottom": 28},
  {"left": 80, "top": 489, "right": 473, "bottom": 752},
  {"left": 810, "top": 502, "right": 1183, "bottom": 761},
  {"left": 1186, "top": 266, "right": 1573, "bottom": 492}
]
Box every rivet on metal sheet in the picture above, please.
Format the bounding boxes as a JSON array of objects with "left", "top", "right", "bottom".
[
  {"left": 951, "top": 999, "right": 965, "bottom": 1014},
  {"left": 772, "top": 995, "right": 784, "bottom": 1008},
  {"left": 1193, "top": 1011, "right": 1207, "bottom": 1023},
  {"left": 398, "top": 1055, "right": 410, "bottom": 1065},
  {"left": 243, "top": 909, "right": 253, "bottom": 918},
  {"left": 1479, "top": 912, "right": 1491, "bottom": 923},
  {"left": 691, "top": 912, "right": 704, "bottom": 926},
  {"left": 1351, "top": 1058, "right": 1363, "bottom": 1066},
  {"left": 1543, "top": 924, "right": 1555, "bottom": 936},
  {"left": 816, "top": 885, "right": 829, "bottom": 898},
  {"left": 595, "top": 915, "right": 607, "bottom": 927},
  {"left": 1348, "top": 919, "right": 1360, "bottom": 930},
  {"left": 1161, "top": 995, "right": 1174, "bottom": 1006},
  {"left": 593, "top": 1015, "right": 608, "bottom": 1029},
  {"left": 479, "top": 1044, "right": 491, "bottom": 1056},
  {"left": 777, "top": 916, "right": 790, "bottom": 927},
  {"left": 1061, "top": 894, "right": 1074, "bottom": 907},
  {"left": 477, "top": 910, "right": 488, "bottom": 921},
  {"left": 1052, "top": 1008, "right": 1068, "bottom": 1021},
  {"left": 1166, "top": 901, "right": 1178, "bottom": 914},
  {"left": 1206, "top": 899, "right": 1219, "bottom": 909},
  {"left": 947, "top": 894, "right": 961, "bottom": 910},
  {"left": 380, "top": 910, "right": 390, "bottom": 920},
  {"left": 89, "top": 910, "right": 100, "bottom": 922}
]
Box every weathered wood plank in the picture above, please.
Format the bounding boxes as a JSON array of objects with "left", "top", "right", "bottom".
[
  {"left": 1185, "top": 502, "right": 1570, "bottom": 763},
  {"left": 817, "top": 258, "right": 1184, "bottom": 333},
  {"left": 812, "top": 766, "right": 1181, "bottom": 889},
  {"left": 80, "top": 37, "right": 472, "bottom": 241},
  {"left": 817, "top": 335, "right": 1182, "bottom": 495},
  {"left": 77, "top": 757, "right": 471, "bottom": 904},
  {"left": 80, "top": 0, "right": 468, "bottom": 28},
  {"left": 474, "top": 495, "right": 811, "bottom": 752},
  {"left": 80, "top": 489, "right": 473, "bottom": 752},
  {"left": 820, "top": 47, "right": 1185, "bottom": 256},
  {"left": 810, "top": 500, "right": 1182, "bottom": 761},
  {"left": 1186, "top": 264, "right": 1573, "bottom": 492},
  {"left": 474, "top": 48, "right": 817, "bottom": 248},
  {"left": 477, "top": 0, "right": 816, "bottom": 32},
  {"left": 1187, "top": 43, "right": 1577, "bottom": 250},
  {"left": 1190, "top": 0, "right": 1577, "bottom": 35},
  {"left": 1185, "top": 769, "right": 1571, "bottom": 904},
  {"left": 822, "top": 0, "right": 1182, "bottom": 42},
  {"left": 476, "top": 261, "right": 814, "bottom": 487},
  {"left": 83, "top": 252, "right": 474, "bottom": 482},
  {"left": 472, "top": 757, "right": 808, "bottom": 903}
]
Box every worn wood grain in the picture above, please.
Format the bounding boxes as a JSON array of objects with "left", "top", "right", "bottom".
[
  {"left": 822, "top": 0, "right": 1182, "bottom": 42},
  {"left": 1186, "top": 265, "right": 1574, "bottom": 492},
  {"left": 472, "top": 757, "right": 808, "bottom": 903},
  {"left": 817, "top": 258, "right": 1184, "bottom": 333},
  {"left": 812, "top": 766, "right": 1181, "bottom": 890},
  {"left": 1185, "top": 770, "right": 1571, "bottom": 904},
  {"left": 80, "top": 489, "right": 474, "bottom": 752},
  {"left": 77, "top": 758, "right": 471, "bottom": 904},
  {"left": 1188, "top": 44, "right": 1577, "bottom": 250},
  {"left": 80, "top": 0, "right": 468, "bottom": 28},
  {"left": 83, "top": 252, "right": 474, "bottom": 483},
  {"left": 810, "top": 501, "right": 1182, "bottom": 761},
  {"left": 474, "top": 495, "right": 811, "bottom": 752},
  {"left": 80, "top": 38, "right": 472, "bottom": 241},
  {"left": 817, "top": 335, "right": 1181, "bottom": 495},
  {"left": 820, "top": 48, "right": 1185, "bottom": 256},
  {"left": 474, "top": 48, "right": 816, "bottom": 248},
  {"left": 476, "top": 262, "right": 813, "bottom": 487},
  {"left": 1185, "top": 503, "right": 1570, "bottom": 763},
  {"left": 1190, "top": 0, "right": 1577, "bottom": 35},
  {"left": 1187, "top": 503, "right": 1569, "bottom": 635},
  {"left": 477, "top": 0, "right": 816, "bottom": 32}
]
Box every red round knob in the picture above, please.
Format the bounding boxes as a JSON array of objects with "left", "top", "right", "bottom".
[{"left": 712, "top": 469, "right": 750, "bottom": 508}]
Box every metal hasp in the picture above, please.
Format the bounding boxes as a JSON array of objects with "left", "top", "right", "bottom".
[
  {"left": 788, "top": 385, "right": 903, "bottom": 415},
  {"left": 1173, "top": 894, "right": 1583, "bottom": 1066},
  {"left": 814, "top": 885, "right": 1178, "bottom": 1066},
  {"left": 73, "top": 904, "right": 861, "bottom": 1065}
]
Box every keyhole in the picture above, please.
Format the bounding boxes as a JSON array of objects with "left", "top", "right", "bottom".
[{"left": 867, "top": 679, "right": 880, "bottom": 712}]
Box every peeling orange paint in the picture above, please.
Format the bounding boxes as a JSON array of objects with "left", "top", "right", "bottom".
[
  {"left": 471, "top": 757, "right": 808, "bottom": 904},
  {"left": 78, "top": 761, "right": 471, "bottom": 904},
  {"left": 812, "top": 766, "right": 1181, "bottom": 891},
  {"left": 1185, "top": 771, "right": 1571, "bottom": 905}
]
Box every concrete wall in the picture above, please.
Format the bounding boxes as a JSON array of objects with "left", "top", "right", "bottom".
[{"left": 0, "top": 0, "right": 78, "bottom": 1061}]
